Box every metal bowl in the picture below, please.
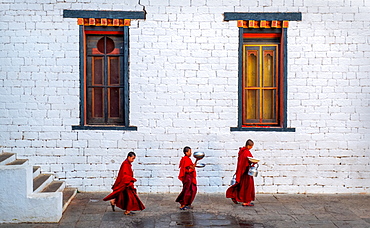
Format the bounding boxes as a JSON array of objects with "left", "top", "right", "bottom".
[
  {"left": 193, "top": 151, "right": 205, "bottom": 160},
  {"left": 248, "top": 157, "right": 260, "bottom": 163},
  {"left": 195, "top": 163, "right": 206, "bottom": 168}
]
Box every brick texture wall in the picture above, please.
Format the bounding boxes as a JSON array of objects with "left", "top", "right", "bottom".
[{"left": 0, "top": 0, "right": 369, "bottom": 193}]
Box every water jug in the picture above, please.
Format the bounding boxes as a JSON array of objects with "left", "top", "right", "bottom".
[
  {"left": 230, "top": 174, "right": 236, "bottom": 186},
  {"left": 248, "top": 164, "right": 259, "bottom": 177}
]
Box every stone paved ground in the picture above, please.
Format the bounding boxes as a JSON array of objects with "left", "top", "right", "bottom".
[{"left": 0, "top": 192, "right": 369, "bottom": 227}]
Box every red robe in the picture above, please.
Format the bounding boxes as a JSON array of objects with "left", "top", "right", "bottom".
[
  {"left": 226, "top": 147, "right": 255, "bottom": 203},
  {"left": 175, "top": 156, "right": 197, "bottom": 206},
  {"left": 103, "top": 159, "right": 145, "bottom": 211}
]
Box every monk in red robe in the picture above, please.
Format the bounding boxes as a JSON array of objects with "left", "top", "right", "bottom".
[
  {"left": 226, "top": 139, "right": 256, "bottom": 207},
  {"left": 103, "top": 152, "right": 145, "bottom": 215},
  {"left": 176, "top": 146, "right": 200, "bottom": 210}
]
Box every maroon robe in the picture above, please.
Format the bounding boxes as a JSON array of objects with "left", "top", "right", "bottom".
[
  {"left": 175, "top": 156, "right": 197, "bottom": 206},
  {"left": 226, "top": 147, "right": 255, "bottom": 203},
  {"left": 103, "top": 159, "right": 145, "bottom": 211}
]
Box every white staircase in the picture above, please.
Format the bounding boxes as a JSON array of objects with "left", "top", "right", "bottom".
[{"left": 0, "top": 152, "right": 77, "bottom": 223}]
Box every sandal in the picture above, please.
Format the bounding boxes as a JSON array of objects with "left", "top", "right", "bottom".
[
  {"left": 110, "top": 202, "right": 115, "bottom": 212},
  {"left": 124, "top": 212, "right": 135, "bottom": 216},
  {"left": 242, "top": 202, "right": 254, "bottom": 207},
  {"left": 179, "top": 206, "right": 187, "bottom": 210}
]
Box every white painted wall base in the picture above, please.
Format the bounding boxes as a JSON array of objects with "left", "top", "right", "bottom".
[{"left": 0, "top": 162, "right": 63, "bottom": 223}]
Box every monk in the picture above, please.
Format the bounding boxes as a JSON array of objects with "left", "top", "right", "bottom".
[
  {"left": 175, "top": 146, "right": 200, "bottom": 210},
  {"left": 226, "top": 139, "right": 256, "bottom": 207},
  {"left": 103, "top": 152, "right": 145, "bottom": 215}
]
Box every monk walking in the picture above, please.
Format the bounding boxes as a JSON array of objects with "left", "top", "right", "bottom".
[
  {"left": 176, "top": 146, "right": 200, "bottom": 210},
  {"left": 226, "top": 139, "right": 256, "bottom": 207},
  {"left": 103, "top": 152, "right": 145, "bottom": 215}
]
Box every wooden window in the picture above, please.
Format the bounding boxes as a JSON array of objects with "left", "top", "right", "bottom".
[
  {"left": 72, "top": 26, "right": 136, "bottom": 130},
  {"left": 243, "top": 44, "right": 278, "bottom": 125},
  {"left": 231, "top": 29, "right": 294, "bottom": 131},
  {"left": 239, "top": 31, "right": 284, "bottom": 129},
  {"left": 63, "top": 10, "right": 145, "bottom": 131},
  {"left": 223, "top": 12, "right": 300, "bottom": 132},
  {"left": 86, "top": 33, "right": 124, "bottom": 125}
]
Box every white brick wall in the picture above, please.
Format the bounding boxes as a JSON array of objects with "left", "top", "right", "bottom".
[{"left": 0, "top": 0, "right": 369, "bottom": 194}]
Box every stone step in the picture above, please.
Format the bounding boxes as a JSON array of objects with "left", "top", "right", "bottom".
[
  {"left": 33, "top": 174, "right": 53, "bottom": 193},
  {"left": 6, "top": 159, "right": 28, "bottom": 166},
  {"left": 33, "top": 166, "right": 41, "bottom": 179},
  {"left": 40, "top": 181, "right": 77, "bottom": 213},
  {"left": 41, "top": 180, "right": 65, "bottom": 193},
  {"left": 0, "top": 151, "right": 77, "bottom": 222},
  {"left": 62, "top": 188, "right": 77, "bottom": 212},
  {"left": 0, "top": 152, "right": 16, "bottom": 165}
]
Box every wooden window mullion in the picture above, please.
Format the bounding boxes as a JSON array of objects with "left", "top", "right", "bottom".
[
  {"left": 258, "top": 46, "right": 263, "bottom": 123},
  {"left": 103, "top": 37, "right": 108, "bottom": 123}
]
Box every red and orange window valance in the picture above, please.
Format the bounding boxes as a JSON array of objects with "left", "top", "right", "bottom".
[
  {"left": 237, "top": 20, "right": 289, "bottom": 28},
  {"left": 77, "top": 18, "right": 131, "bottom": 27}
]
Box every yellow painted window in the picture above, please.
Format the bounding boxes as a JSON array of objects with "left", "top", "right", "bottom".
[{"left": 243, "top": 45, "right": 278, "bottom": 125}]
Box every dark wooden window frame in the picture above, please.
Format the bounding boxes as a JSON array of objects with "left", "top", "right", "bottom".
[
  {"left": 63, "top": 10, "right": 145, "bottom": 131},
  {"left": 225, "top": 12, "right": 301, "bottom": 132}
]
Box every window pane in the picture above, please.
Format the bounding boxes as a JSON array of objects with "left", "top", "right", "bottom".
[
  {"left": 87, "top": 36, "right": 104, "bottom": 55},
  {"left": 106, "top": 37, "right": 115, "bottom": 54},
  {"left": 262, "top": 50, "right": 275, "bottom": 87},
  {"left": 262, "top": 89, "right": 276, "bottom": 120},
  {"left": 107, "top": 36, "right": 124, "bottom": 55},
  {"left": 93, "top": 88, "right": 103, "bottom": 118},
  {"left": 245, "top": 89, "right": 259, "bottom": 121},
  {"left": 109, "top": 57, "right": 120, "bottom": 85},
  {"left": 245, "top": 50, "right": 258, "bottom": 87},
  {"left": 93, "top": 57, "right": 104, "bottom": 85},
  {"left": 109, "top": 88, "right": 120, "bottom": 118}
]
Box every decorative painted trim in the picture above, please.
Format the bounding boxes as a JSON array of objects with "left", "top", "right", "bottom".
[
  {"left": 237, "top": 20, "right": 289, "bottom": 28},
  {"left": 77, "top": 18, "right": 131, "bottom": 27},
  {"left": 282, "top": 21, "right": 289, "bottom": 28},
  {"left": 224, "top": 12, "right": 302, "bottom": 21},
  {"left": 63, "top": 10, "right": 146, "bottom": 19}
]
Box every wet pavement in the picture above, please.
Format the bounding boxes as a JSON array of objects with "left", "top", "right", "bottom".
[{"left": 0, "top": 192, "right": 369, "bottom": 227}]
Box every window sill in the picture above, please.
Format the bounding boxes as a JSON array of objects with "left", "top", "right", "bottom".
[
  {"left": 72, "top": 125, "right": 137, "bottom": 131},
  {"left": 230, "top": 127, "right": 295, "bottom": 132}
]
